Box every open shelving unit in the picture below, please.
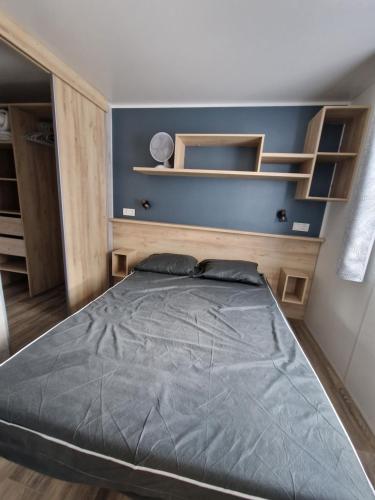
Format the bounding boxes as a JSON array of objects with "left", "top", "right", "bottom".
[
  {"left": 133, "top": 106, "right": 369, "bottom": 202},
  {"left": 295, "top": 105, "right": 369, "bottom": 202},
  {"left": 134, "top": 134, "right": 315, "bottom": 182}
]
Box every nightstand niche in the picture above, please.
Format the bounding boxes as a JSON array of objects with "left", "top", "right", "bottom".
[
  {"left": 278, "top": 268, "right": 309, "bottom": 306},
  {"left": 111, "top": 248, "right": 137, "bottom": 284}
]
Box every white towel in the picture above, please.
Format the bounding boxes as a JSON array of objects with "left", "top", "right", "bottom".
[{"left": 0, "top": 110, "right": 9, "bottom": 132}]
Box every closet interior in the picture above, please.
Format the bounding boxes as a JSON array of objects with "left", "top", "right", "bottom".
[{"left": 0, "top": 41, "right": 66, "bottom": 353}]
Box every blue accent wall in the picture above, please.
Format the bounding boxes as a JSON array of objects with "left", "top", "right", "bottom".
[{"left": 112, "top": 107, "right": 338, "bottom": 237}]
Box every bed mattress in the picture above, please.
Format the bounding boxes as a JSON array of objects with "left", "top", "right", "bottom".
[{"left": 0, "top": 271, "right": 373, "bottom": 500}]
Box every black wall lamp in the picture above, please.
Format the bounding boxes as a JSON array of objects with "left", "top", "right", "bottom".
[
  {"left": 276, "top": 209, "right": 287, "bottom": 222},
  {"left": 141, "top": 199, "right": 151, "bottom": 210}
]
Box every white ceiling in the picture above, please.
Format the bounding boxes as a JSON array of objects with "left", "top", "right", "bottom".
[
  {"left": 0, "top": 0, "right": 374, "bottom": 106},
  {"left": 0, "top": 41, "right": 50, "bottom": 101}
]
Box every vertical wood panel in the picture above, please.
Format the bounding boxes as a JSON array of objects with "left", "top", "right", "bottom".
[
  {"left": 53, "top": 76, "right": 108, "bottom": 311},
  {"left": 10, "top": 105, "right": 64, "bottom": 296}
]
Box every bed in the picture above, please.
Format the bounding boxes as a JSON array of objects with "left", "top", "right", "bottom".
[{"left": 0, "top": 265, "right": 373, "bottom": 500}]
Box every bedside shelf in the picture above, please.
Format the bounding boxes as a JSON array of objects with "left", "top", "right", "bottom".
[
  {"left": 112, "top": 248, "right": 137, "bottom": 281},
  {"left": 133, "top": 167, "right": 310, "bottom": 181},
  {"left": 278, "top": 268, "right": 309, "bottom": 305}
]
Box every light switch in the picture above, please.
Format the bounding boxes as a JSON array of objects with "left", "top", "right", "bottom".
[
  {"left": 123, "top": 208, "right": 135, "bottom": 216},
  {"left": 292, "top": 222, "right": 310, "bottom": 232}
]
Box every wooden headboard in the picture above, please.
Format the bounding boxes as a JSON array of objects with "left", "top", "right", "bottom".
[{"left": 110, "top": 219, "right": 323, "bottom": 319}]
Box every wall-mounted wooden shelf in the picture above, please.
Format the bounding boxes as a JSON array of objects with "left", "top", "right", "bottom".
[
  {"left": 133, "top": 167, "right": 310, "bottom": 181},
  {"left": 296, "top": 106, "right": 369, "bottom": 202},
  {"left": 132, "top": 107, "right": 369, "bottom": 202},
  {"left": 174, "top": 133, "right": 264, "bottom": 171}
]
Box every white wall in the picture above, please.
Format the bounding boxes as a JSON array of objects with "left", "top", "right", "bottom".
[
  {"left": 306, "top": 82, "right": 375, "bottom": 432},
  {"left": 0, "top": 274, "right": 9, "bottom": 362}
]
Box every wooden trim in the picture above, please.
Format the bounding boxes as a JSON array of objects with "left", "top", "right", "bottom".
[
  {"left": 110, "top": 218, "right": 324, "bottom": 243},
  {"left": 0, "top": 9, "right": 107, "bottom": 111}
]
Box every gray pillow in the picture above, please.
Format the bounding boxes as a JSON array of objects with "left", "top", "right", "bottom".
[
  {"left": 196, "top": 259, "right": 263, "bottom": 286},
  {"left": 134, "top": 253, "right": 198, "bottom": 276}
]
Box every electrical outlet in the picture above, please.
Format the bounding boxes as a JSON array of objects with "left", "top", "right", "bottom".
[
  {"left": 123, "top": 208, "right": 135, "bottom": 217},
  {"left": 292, "top": 222, "right": 310, "bottom": 232}
]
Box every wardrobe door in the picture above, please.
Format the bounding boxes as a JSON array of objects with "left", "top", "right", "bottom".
[{"left": 52, "top": 76, "right": 108, "bottom": 312}]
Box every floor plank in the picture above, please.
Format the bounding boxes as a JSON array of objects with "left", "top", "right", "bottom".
[{"left": 0, "top": 285, "right": 374, "bottom": 497}]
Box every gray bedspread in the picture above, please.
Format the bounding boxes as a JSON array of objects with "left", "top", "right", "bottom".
[{"left": 0, "top": 272, "right": 373, "bottom": 500}]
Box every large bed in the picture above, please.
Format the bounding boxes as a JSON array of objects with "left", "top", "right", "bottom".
[{"left": 0, "top": 269, "right": 373, "bottom": 499}]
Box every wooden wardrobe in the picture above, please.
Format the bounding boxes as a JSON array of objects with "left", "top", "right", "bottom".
[{"left": 0, "top": 11, "right": 109, "bottom": 314}]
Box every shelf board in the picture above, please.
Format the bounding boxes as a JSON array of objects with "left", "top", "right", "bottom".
[
  {"left": 305, "top": 196, "right": 347, "bottom": 202},
  {"left": 0, "top": 209, "right": 21, "bottom": 216},
  {"left": 261, "top": 153, "right": 314, "bottom": 164},
  {"left": 175, "top": 133, "right": 264, "bottom": 147},
  {"left": 133, "top": 167, "right": 310, "bottom": 181},
  {"left": 283, "top": 292, "right": 304, "bottom": 305},
  {"left": 316, "top": 152, "right": 357, "bottom": 162},
  {"left": 0, "top": 141, "right": 12, "bottom": 149},
  {"left": 0, "top": 177, "right": 17, "bottom": 182},
  {"left": 0, "top": 259, "right": 27, "bottom": 275}
]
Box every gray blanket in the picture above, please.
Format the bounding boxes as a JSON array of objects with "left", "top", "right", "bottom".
[{"left": 0, "top": 272, "right": 373, "bottom": 499}]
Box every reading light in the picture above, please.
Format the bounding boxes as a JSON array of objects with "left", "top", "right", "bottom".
[
  {"left": 277, "top": 209, "right": 287, "bottom": 222},
  {"left": 141, "top": 199, "right": 151, "bottom": 210}
]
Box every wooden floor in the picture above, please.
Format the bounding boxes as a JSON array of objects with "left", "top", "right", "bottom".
[
  {"left": 4, "top": 280, "right": 68, "bottom": 355},
  {"left": 0, "top": 287, "right": 374, "bottom": 499}
]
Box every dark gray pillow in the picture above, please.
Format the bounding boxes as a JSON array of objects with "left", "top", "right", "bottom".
[
  {"left": 196, "top": 259, "right": 263, "bottom": 286},
  {"left": 134, "top": 253, "right": 198, "bottom": 276}
]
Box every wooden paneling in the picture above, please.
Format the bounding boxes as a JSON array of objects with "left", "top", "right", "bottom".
[
  {"left": 10, "top": 105, "right": 64, "bottom": 296},
  {"left": 111, "top": 219, "right": 323, "bottom": 319},
  {"left": 53, "top": 76, "right": 108, "bottom": 312},
  {"left": 0, "top": 9, "right": 107, "bottom": 111}
]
